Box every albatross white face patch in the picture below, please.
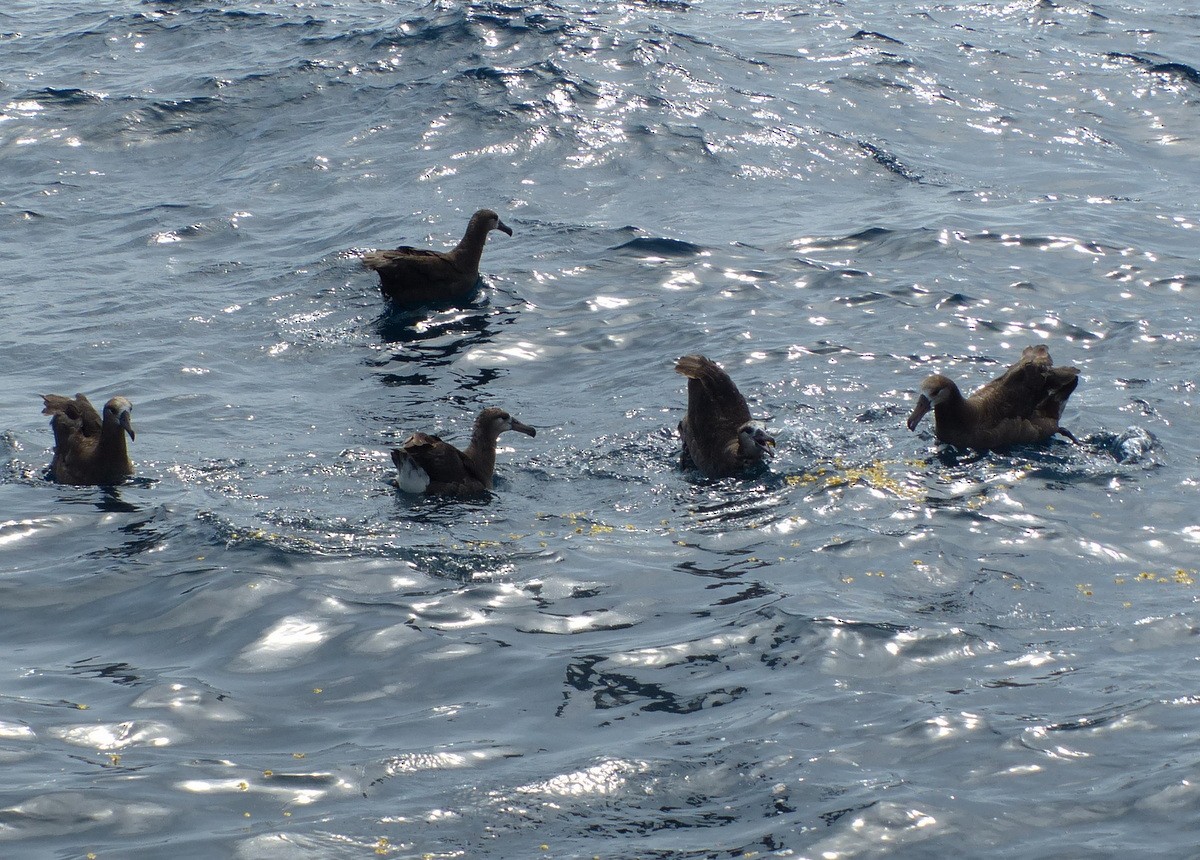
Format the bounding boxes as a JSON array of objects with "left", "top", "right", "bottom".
[
  {"left": 105, "top": 397, "right": 136, "bottom": 441},
  {"left": 921, "top": 378, "right": 951, "bottom": 405}
]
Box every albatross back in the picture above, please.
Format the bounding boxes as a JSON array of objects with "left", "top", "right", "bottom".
[{"left": 392, "top": 432, "right": 485, "bottom": 495}]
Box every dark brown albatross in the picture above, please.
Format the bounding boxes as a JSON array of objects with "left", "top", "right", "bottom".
[
  {"left": 391, "top": 406, "right": 536, "bottom": 496},
  {"left": 363, "top": 208, "right": 513, "bottom": 304},
  {"left": 906, "top": 345, "right": 1081, "bottom": 450},
  {"left": 41, "top": 393, "right": 136, "bottom": 485},
  {"left": 675, "top": 354, "right": 775, "bottom": 479}
]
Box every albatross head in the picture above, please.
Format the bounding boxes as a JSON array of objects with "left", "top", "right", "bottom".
[
  {"left": 906, "top": 374, "right": 955, "bottom": 431},
  {"left": 480, "top": 407, "right": 536, "bottom": 439},
  {"left": 738, "top": 423, "right": 775, "bottom": 460},
  {"left": 104, "top": 397, "right": 136, "bottom": 442},
  {"left": 474, "top": 208, "right": 513, "bottom": 237}
]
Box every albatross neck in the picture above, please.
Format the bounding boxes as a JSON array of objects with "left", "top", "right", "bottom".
[
  {"left": 94, "top": 419, "right": 133, "bottom": 477},
  {"left": 932, "top": 385, "right": 973, "bottom": 430},
  {"left": 453, "top": 216, "right": 492, "bottom": 268},
  {"left": 463, "top": 421, "right": 500, "bottom": 483}
]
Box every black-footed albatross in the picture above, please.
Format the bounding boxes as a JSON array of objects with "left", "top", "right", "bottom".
[
  {"left": 391, "top": 406, "right": 536, "bottom": 496},
  {"left": 41, "top": 393, "right": 136, "bottom": 485},
  {"left": 675, "top": 354, "right": 776, "bottom": 479},
  {"left": 363, "top": 208, "right": 513, "bottom": 304},
  {"left": 906, "top": 344, "right": 1081, "bottom": 450}
]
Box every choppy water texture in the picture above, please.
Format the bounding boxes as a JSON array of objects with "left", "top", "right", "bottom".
[{"left": 2, "top": 0, "right": 1199, "bottom": 856}]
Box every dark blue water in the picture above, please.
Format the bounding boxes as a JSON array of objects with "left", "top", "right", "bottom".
[{"left": 3, "top": 1, "right": 1199, "bottom": 856}]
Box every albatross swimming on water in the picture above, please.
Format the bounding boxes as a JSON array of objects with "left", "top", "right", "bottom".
[
  {"left": 392, "top": 406, "right": 536, "bottom": 496},
  {"left": 675, "top": 354, "right": 775, "bottom": 478},
  {"left": 363, "top": 208, "right": 513, "bottom": 305},
  {"left": 41, "top": 393, "right": 136, "bottom": 485},
  {"left": 906, "top": 344, "right": 1081, "bottom": 450}
]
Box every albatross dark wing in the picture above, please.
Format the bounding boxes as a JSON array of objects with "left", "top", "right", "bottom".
[
  {"left": 43, "top": 393, "right": 103, "bottom": 437},
  {"left": 676, "top": 354, "right": 752, "bottom": 438},
  {"left": 394, "top": 432, "right": 481, "bottom": 493}
]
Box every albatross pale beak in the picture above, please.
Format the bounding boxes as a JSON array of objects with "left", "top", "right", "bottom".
[
  {"left": 508, "top": 417, "right": 536, "bottom": 438},
  {"left": 906, "top": 395, "right": 931, "bottom": 432},
  {"left": 120, "top": 410, "right": 136, "bottom": 442}
]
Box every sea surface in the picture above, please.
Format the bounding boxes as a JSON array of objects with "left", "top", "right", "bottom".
[{"left": 2, "top": 1, "right": 1199, "bottom": 857}]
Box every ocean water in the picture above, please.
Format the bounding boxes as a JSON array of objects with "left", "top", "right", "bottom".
[{"left": 2, "top": 0, "right": 1199, "bottom": 856}]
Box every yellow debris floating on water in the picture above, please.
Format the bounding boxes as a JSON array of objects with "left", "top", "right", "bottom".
[
  {"left": 787, "top": 459, "right": 920, "bottom": 499},
  {"left": 1128, "top": 568, "right": 1196, "bottom": 585},
  {"left": 841, "top": 570, "right": 887, "bottom": 584}
]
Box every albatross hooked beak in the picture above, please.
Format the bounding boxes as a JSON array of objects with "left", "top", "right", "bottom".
[
  {"left": 906, "top": 394, "right": 931, "bottom": 432},
  {"left": 508, "top": 417, "right": 536, "bottom": 437},
  {"left": 496, "top": 218, "right": 513, "bottom": 237},
  {"left": 757, "top": 430, "right": 776, "bottom": 458},
  {"left": 120, "top": 409, "right": 136, "bottom": 442}
]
